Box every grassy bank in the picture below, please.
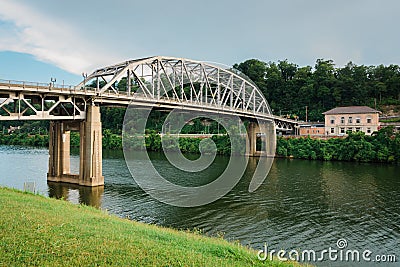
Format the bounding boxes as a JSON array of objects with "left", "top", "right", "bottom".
[{"left": 0, "top": 187, "right": 302, "bottom": 267}]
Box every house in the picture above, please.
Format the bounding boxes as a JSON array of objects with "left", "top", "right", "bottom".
[
  {"left": 322, "top": 106, "right": 380, "bottom": 136},
  {"left": 299, "top": 123, "right": 325, "bottom": 136}
]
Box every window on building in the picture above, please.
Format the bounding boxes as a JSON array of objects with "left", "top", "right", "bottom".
[
  {"left": 348, "top": 117, "right": 353, "bottom": 123},
  {"left": 347, "top": 128, "right": 353, "bottom": 132},
  {"left": 356, "top": 127, "right": 361, "bottom": 132},
  {"left": 340, "top": 128, "right": 345, "bottom": 134},
  {"left": 367, "top": 118, "right": 372, "bottom": 123},
  {"left": 356, "top": 118, "right": 361, "bottom": 123},
  {"left": 330, "top": 128, "right": 335, "bottom": 134},
  {"left": 367, "top": 128, "right": 371, "bottom": 134},
  {"left": 330, "top": 118, "right": 335, "bottom": 124},
  {"left": 340, "top": 117, "right": 345, "bottom": 124}
]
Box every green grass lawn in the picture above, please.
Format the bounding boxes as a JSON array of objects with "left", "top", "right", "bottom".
[{"left": 0, "top": 187, "right": 305, "bottom": 267}]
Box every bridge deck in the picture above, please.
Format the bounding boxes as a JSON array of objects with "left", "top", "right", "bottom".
[{"left": 0, "top": 79, "right": 297, "bottom": 131}]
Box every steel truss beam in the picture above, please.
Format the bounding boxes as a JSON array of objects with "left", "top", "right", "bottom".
[{"left": 0, "top": 90, "right": 86, "bottom": 121}]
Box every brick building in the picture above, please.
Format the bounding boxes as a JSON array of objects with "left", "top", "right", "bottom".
[{"left": 299, "top": 124, "right": 325, "bottom": 136}]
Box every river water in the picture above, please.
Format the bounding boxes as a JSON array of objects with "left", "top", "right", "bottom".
[{"left": 0, "top": 145, "right": 399, "bottom": 266}]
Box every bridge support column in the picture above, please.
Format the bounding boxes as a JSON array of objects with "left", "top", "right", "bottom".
[
  {"left": 246, "top": 122, "right": 258, "bottom": 156},
  {"left": 47, "top": 105, "right": 104, "bottom": 187},
  {"left": 79, "top": 105, "right": 104, "bottom": 186},
  {"left": 48, "top": 121, "right": 71, "bottom": 177},
  {"left": 261, "top": 121, "right": 276, "bottom": 157},
  {"left": 246, "top": 121, "right": 276, "bottom": 157}
]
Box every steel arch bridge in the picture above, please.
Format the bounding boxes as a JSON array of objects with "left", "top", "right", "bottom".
[
  {"left": 0, "top": 56, "right": 298, "bottom": 187},
  {"left": 80, "top": 56, "right": 294, "bottom": 130},
  {"left": 81, "top": 56, "right": 271, "bottom": 114},
  {"left": 0, "top": 56, "right": 296, "bottom": 131}
]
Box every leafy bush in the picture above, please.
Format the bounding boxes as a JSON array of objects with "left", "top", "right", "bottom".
[{"left": 276, "top": 129, "right": 400, "bottom": 163}]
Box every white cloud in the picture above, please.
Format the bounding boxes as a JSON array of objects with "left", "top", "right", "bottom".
[
  {"left": 0, "top": 0, "right": 122, "bottom": 75},
  {"left": 0, "top": 0, "right": 399, "bottom": 76}
]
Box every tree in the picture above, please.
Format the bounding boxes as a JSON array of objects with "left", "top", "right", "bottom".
[{"left": 234, "top": 59, "right": 268, "bottom": 97}]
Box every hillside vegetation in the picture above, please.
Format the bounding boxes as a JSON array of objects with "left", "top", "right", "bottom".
[{"left": 234, "top": 59, "right": 400, "bottom": 121}]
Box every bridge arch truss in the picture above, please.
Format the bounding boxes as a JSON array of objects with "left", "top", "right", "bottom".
[{"left": 79, "top": 56, "right": 272, "bottom": 117}]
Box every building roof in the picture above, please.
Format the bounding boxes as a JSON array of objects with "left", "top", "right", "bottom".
[{"left": 322, "top": 106, "right": 380, "bottom": 115}]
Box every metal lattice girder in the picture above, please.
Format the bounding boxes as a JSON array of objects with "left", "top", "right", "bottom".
[
  {"left": 78, "top": 56, "right": 272, "bottom": 116},
  {"left": 0, "top": 90, "right": 87, "bottom": 121}
]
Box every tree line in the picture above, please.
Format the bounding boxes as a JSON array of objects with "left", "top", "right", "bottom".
[
  {"left": 1, "top": 127, "right": 399, "bottom": 163},
  {"left": 234, "top": 59, "right": 400, "bottom": 121}
]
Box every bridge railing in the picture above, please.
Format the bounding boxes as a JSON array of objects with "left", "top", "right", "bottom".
[
  {"left": 0, "top": 79, "right": 52, "bottom": 88},
  {"left": 0, "top": 79, "right": 98, "bottom": 94}
]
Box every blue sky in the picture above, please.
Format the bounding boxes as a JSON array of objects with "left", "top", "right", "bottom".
[
  {"left": 0, "top": 51, "right": 82, "bottom": 84},
  {"left": 1, "top": 0, "right": 400, "bottom": 84}
]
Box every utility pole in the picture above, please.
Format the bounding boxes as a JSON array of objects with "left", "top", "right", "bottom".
[{"left": 305, "top": 106, "right": 308, "bottom": 122}]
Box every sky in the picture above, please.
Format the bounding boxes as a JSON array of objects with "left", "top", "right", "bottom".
[{"left": 0, "top": 0, "right": 399, "bottom": 85}]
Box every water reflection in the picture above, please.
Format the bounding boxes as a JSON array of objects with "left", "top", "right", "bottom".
[{"left": 47, "top": 182, "right": 104, "bottom": 208}]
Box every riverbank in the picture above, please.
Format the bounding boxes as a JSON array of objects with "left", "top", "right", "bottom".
[
  {"left": 0, "top": 187, "right": 303, "bottom": 267},
  {"left": 277, "top": 129, "right": 400, "bottom": 163},
  {"left": 1, "top": 127, "right": 399, "bottom": 163}
]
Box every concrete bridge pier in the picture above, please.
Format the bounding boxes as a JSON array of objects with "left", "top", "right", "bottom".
[
  {"left": 246, "top": 121, "right": 276, "bottom": 157},
  {"left": 47, "top": 121, "right": 71, "bottom": 177},
  {"left": 47, "top": 105, "right": 104, "bottom": 186}
]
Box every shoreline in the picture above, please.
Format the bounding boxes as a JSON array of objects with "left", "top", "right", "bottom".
[{"left": 0, "top": 128, "right": 399, "bottom": 164}]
